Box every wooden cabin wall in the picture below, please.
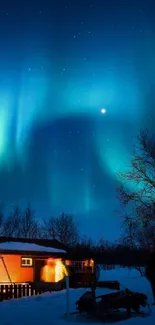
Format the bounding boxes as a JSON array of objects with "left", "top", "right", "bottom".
[{"left": 0, "top": 255, "right": 33, "bottom": 283}]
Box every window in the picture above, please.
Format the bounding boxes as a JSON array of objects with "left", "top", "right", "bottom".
[
  {"left": 21, "top": 257, "right": 33, "bottom": 267},
  {"left": 71, "top": 260, "right": 94, "bottom": 273},
  {"left": 71, "top": 261, "right": 85, "bottom": 272}
]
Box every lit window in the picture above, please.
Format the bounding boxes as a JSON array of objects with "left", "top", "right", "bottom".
[{"left": 21, "top": 257, "right": 33, "bottom": 267}]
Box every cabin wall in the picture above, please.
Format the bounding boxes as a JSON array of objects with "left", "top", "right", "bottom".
[{"left": 0, "top": 255, "right": 33, "bottom": 283}]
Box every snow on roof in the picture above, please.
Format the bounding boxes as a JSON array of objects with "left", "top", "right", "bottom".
[{"left": 0, "top": 242, "right": 66, "bottom": 254}]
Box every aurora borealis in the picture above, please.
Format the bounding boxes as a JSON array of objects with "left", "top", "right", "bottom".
[{"left": 0, "top": 0, "right": 155, "bottom": 240}]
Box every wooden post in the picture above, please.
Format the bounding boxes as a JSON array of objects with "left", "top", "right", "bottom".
[
  {"left": 0, "top": 256, "right": 12, "bottom": 283},
  {"left": 66, "top": 276, "right": 70, "bottom": 316}
]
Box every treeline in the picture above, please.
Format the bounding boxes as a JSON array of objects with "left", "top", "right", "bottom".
[
  {"left": 0, "top": 204, "right": 79, "bottom": 246},
  {"left": 70, "top": 242, "right": 149, "bottom": 267},
  {"left": 0, "top": 204, "right": 113, "bottom": 251},
  {"left": 0, "top": 203, "right": 150, "bottom": 267}
]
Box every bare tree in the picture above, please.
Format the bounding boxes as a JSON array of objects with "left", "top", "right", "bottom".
[
  {"left": 42, "top": 213, "right": 79, "bottom": 246},
  {"left": 79, "top": 236, "right": 94, "bottom": 249},
  {"left": 117, "top": 129, "right": 155, "bottom": 248},
  {"left": 1, "top": 205, "right": 22, "bottom": 237},
  {"left": 20, "top": 204, "right": 41, "bottom": 238},
  {"left": 0, "top": 204, "right": 41, "bottom": 238},
  {"left": 118, "top": 211, "right": 139, "bottom": 248},
  {"left": 97, "top": 237, "right": 110, "bottom": 252}
]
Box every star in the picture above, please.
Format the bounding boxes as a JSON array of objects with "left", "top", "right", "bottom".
[{"left": 101, "top": 108, "right": 106, "bottom": 114}]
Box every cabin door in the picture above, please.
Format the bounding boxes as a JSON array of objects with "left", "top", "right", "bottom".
[{"left": 34, "top": 259, "right": 45, "bottom": 282}]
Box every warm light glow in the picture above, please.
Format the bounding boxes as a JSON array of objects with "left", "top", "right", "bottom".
[
  {"left": 55, "top": 259, "right": 68, "bottom": 282},
  {"left": 84, "top": 259, "right": 94, "bottom": 267},
  {"left": 65, "top": 260, "right": 71, "bottom": 266},
  {"left": 84, "top": 259, "right": 89, "bottom": 267},
  {"left": 40, "top": 258, "right": 68, "bottom": 282},
  {"left": 90, "top": 259, "right": 94, "bottom": 267},
  {"left": 47, "top": 258, "right": 54, "bottom": 263}
]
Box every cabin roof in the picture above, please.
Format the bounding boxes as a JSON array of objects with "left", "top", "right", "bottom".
[
  {"left": 0, "top": 237, "right": 94, "bottom": 260},
  {"left": 0, "top": 237, "right": 67, "bottom": 250},
  {"left": 0, "top": 237, "right": 68, "bottom": 256},
  {"left": 0, "top": 241, "right": 67, "bottom": 255}
]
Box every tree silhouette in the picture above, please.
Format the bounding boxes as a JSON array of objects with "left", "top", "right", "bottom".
[
  {"left": 117, "top": 129, "right": 155, "bottom": 248},
  {"left": 42, "top": 213, "right": 79, "bottom": 246},
  {"left": 0, "top": 204, "right": 41, "bottom": 238}
]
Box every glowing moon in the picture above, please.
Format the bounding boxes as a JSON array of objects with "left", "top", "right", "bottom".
[{"left": 101, "top": 108, "right": 106, "bottom": 114}]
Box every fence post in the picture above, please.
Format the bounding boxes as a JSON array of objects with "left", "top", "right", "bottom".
[{"left": 66, "top": 276, "right": 70, "bottom": 317}]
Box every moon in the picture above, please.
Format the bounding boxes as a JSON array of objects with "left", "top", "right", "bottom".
[{"left": 101, "top": 108, "right": 106, "bottom": 114}]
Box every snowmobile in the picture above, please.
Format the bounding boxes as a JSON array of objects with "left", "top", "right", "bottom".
[{"left": 76, "top": 285, "right": 151, "bottom": 321}]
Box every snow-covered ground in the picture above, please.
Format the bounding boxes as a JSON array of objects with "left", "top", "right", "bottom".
[{"left": 0, "top": 267, "right": 154, "bottom": 325}]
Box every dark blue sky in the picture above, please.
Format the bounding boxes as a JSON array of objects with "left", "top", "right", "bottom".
[{"left": 0, "top": 0, "right": 155, "bottom": 240}]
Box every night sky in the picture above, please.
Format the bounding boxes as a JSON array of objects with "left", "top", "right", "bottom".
[{"left": 0, "top": 0, "right": 155, "bottom": 240}]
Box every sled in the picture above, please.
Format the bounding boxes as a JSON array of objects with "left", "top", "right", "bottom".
[
  {"left": 97, "top": 280, "right": 120, "bottom": 290},
  {"left": 76, "top": 288, "right": 151, "bottom": 321}
]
